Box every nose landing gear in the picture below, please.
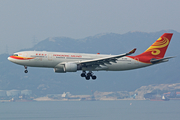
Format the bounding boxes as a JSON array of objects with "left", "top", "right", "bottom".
[
  {"left": 81, "top": 71, "right": 97, "bottom": 80},
  {"left": 24, "top": 66, "right": 28, "bottom": 73}
]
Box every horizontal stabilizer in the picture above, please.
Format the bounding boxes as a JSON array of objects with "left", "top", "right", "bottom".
[{"left": 150, "top": 57, "right": 175, "bottom": 64}]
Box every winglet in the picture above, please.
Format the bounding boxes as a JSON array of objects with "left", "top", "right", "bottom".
[{"left": 129, "top": 48, "right": 136, "bottom": 54}]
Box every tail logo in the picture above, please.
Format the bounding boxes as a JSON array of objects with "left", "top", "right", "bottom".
[{"left": 145, "top": 37, "right": 169, "bottom": 56}]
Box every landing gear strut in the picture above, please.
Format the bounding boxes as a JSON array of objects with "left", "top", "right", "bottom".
[
  {"left": 24, "top": 66, "right": 28, "bottom": 73},
  {"left": 81, "top": 71, "right": 97, "bottom": 80}
]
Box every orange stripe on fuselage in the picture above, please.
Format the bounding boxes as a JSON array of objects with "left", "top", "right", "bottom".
[
  {"left": 127, "top": 56, "right": 153, "bottom": 64},
  {"left": 9, "top": 56, "right": 35, "bottom": 60}
]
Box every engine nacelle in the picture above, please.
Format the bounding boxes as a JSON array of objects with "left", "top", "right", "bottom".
[
  {"left": 64, "top": 63, "right": 77, "bottom": 72},
  {"left": 54, "top": 67, "right": 66, "bottom": 73}
]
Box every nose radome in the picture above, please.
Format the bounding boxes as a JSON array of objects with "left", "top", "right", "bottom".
[{"left": 8, "top": 57, "right": 12, "bottom": 61}]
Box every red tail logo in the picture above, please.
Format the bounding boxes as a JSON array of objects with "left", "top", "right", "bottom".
[{"left": 128, "top": 33, "right": 173, "bottom": 63}]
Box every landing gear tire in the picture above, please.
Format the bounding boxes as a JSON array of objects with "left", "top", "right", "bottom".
[
  {"left": 92, "top": 76, "right": 97, "bottom": 80},
  {"left": 24, "top": 70, "right": 28, "bottom": 73},
  {"left": 24, "top": 66, "right": 28, "bottom": 73},
  {"left": 81, "top": 71, "right": 97, "bottom": 80},
  {"left": 86, "top": 76, "right": 90, "bottom": 80},
  {"left": 81, "top": 73, "right": 86, "bottom": 77},
  {"left": 87, "top": 73, "right": 91, "bottom": 76}
]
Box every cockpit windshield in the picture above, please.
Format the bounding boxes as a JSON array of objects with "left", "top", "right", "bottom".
[{"left": 13, "top": 54, "right": 18, "bottom": 56}]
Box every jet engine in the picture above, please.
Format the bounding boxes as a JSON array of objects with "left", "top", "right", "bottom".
[
  {"left": 63, "top": 63, "right": 78, "bottom": 72},
  {"left": 54, "top": 67, "right": 66, "bottom": 73},
  {"left": 54, "top": 63, "right": 80, "bottom": 73}
]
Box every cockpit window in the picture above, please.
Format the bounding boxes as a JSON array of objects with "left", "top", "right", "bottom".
[{"left": 13, "top": 54, "right": 18, "bottom": 56}]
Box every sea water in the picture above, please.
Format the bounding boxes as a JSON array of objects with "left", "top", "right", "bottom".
[{"left": 0, "top": 100, "right": 180, "bottom": 120}]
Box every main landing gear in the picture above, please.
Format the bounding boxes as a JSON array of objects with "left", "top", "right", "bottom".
[
  {"left": 81, "top": 71, "right": 97, "bottom": 80},
  {"left": 24, "top": 66, "right": 28, "bottom": 73}
]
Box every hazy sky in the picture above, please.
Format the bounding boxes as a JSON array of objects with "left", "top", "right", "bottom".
[{"left": 0, "top": 0, "right": 179, "bottom": 54}]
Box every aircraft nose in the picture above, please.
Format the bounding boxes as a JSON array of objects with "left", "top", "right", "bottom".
[
  {"left": 8, "top": 57, "right": 10, "bottom": 61},
  {"left": 8, "top": 56, "right": 13, "bottom": 62}
]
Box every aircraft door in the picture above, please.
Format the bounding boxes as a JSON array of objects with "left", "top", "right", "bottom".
[
  {"left": 23, "top": 52, "right": 28, "bottom": 57},
  {"left": 48, "top": 53, "right": 53, "bottom": 61}
]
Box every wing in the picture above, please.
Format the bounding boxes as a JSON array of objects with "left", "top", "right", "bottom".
[{"left": 79, "top": 48, "right": 136, "bottom": 66}]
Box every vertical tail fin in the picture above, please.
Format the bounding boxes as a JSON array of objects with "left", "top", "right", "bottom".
[{"left": 138, "top": 33, "right": 173, "bottom": 58}]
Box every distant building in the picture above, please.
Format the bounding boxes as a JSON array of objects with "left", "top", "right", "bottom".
[
  {"left": 21, "top": 90, "right": 32, "bottom": 96},
  {"left": 62, "top": 92, "right": 71, "bottom": 98},
  {"left": 6, "top": 90, "right": 21, "bottom": 97}
]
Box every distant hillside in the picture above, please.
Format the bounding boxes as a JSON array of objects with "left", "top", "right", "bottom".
[
  {"left": 1, "top": 30, "right": 180, "bottom": 95},
  {"left": 135, "top": 83, "right": 180, "bottom": 100}
]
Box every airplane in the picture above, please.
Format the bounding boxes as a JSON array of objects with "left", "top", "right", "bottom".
[{"left": 8, "top": 33, "right": 173, "bottom": 80}]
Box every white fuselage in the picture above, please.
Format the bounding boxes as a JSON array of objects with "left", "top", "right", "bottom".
[{"left": 8, "top": 51, "right": 150, "bottom": 72}]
